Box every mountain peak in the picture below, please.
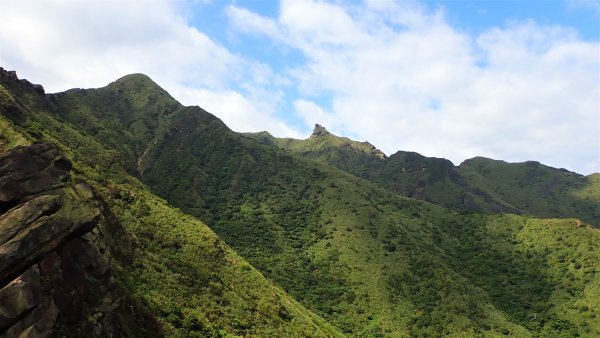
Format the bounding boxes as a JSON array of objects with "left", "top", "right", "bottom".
[
  {"left": 311, "top": 124, "right": 331, "bottom": 137},
  {"left": 110, "top": 73, "right": 158, "bottom": 87},
  {"left": 101, "top": 73, "right": 180, "bottom": 109}
]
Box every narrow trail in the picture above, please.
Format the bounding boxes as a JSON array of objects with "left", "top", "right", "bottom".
[{"left": 137, "top": 144, "right": 152, "bottom": 177}]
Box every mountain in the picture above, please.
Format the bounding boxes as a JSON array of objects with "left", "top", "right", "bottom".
[
  {"left": 245, "top": 125, "right": 599, "bottom": 227},
  {"left": 1, "top": 67, "right": 599, "bottom": 337},
  {"left": 0, "top": 69, "right": 339, "bottom": 337}
]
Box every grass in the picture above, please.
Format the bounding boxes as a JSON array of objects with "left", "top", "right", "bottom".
[
  {"left": 98, "top": 180, "right": 341, "bottom": 337},
  {"left": 0, "top": 115, "right": 30, "bottom": 152}
]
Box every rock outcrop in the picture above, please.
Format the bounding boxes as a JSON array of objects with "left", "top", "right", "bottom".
[
  {"left": 0, "top": 68, "right": 44, "bottom": 95},
  {"left": 311, "top": 124, "right": 331, "bottom": 137},
  {"left": 0, "top": 143, "right": 160, "bottom": 338}
]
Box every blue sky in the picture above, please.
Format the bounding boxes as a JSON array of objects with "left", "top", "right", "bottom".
[
  {"left": 431, "top": 1, "right": 599, "bottom": 40},
  {"left": 0, "top": 0, "right": 598, "bottom": 174}
]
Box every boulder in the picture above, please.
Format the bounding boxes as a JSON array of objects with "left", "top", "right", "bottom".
[{"left": 0, "top": 142, "right": 71, "bottom": 209}]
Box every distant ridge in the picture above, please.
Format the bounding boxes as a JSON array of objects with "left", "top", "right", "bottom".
[{"left": 245, "top": 124, "right": 599, "bottom": 226}]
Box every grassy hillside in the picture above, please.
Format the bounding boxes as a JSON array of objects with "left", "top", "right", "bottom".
[
  {"left": 2, "top": 68, "right": 599, "bottom": 337},
  {"left": 242, "top": 125, "right": 386, "bottom": 183},
  {"left": 50, "top": 73, "right": 182, "bottom": 174},
  {"left": 136, "top": 118, "right": 528, "bottom": 335},
  {"left": 245, "top": 126, "right": 599, "bottom": 227},
  {"left": 95, "top": 178, "right": 340, "bottom": 337},
  {"left": 459, "top": 157, "right": 600, "bottom": 226}
]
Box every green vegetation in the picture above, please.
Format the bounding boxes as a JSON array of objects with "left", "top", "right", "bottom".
[
  {"left": 0, "top": 74, "right": 340, "bottom": 337},
  {"left": 0, "top": 84, "right": 31, "bottom": 151},
  {"left": 100, "top": 180, "right": 340, "bottom": 337},
  {"left": 245, "top": 126, "right": 599, "bottom": 227},
  {"left": 459, "top": 157, "right": 600, "bottom": 226},
  {"left": 0, "top": 115, "right": 30, "bottom": 152},
  {"left": 1, "top": 69, "right": 599, "bottom": 337}
]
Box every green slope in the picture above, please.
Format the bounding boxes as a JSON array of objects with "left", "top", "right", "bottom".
[
  {"left": 131, "top": 116, "right": 600, "bottom": 336},
  {"left": 0, "top": 69, "right": 340, "bottom": 337},
  {"left": 2, "top": 68, "right": 599, "bottom": 337},
  {"left": 245, "top": 125, "right": 599, "bottom": 227},
  {"left": 242, "top": 125, "right": 386, "bottom": 183},
  {"left": 50, "top": 73, "right": 182, "bottom": 174},
  {"left": 243, "top": 126, "right": 524, "bottom": 214},
  {"left": 459, "top": 157, "right": 600, "bottom": 226}
]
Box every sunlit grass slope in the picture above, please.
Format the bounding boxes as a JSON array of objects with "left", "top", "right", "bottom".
[{"left": 459, "top": 157, "right": 600, "bottom": 226}]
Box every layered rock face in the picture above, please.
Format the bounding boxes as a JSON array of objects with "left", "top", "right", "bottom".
[{"left": 0, "top": 143, "right": 159, "bottom": 338}]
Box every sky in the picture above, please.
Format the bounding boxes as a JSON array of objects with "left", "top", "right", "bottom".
[{"left": 0, "top": 0, "right": 599, "bottom": 174}]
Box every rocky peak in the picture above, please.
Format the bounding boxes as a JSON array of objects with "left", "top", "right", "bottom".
[
  {"left": 311, "top": 124, "right": 331, "bottom": 137},
  {"left": 361, "top": 142, "right": 387, "bottom": 160},
  {"left": 0, "top": 67, "right": 45, "bottom": 94},
  {"left": 0, "top": 67, "right": 18, "bottom": 81}
]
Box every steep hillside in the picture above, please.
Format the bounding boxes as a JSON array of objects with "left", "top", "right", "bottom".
[
  {"left": 243, "top": 126, "right": 523, "bottom": 214},
  {"left": 2, "top": 67, "right": 599, "bottom": 337},
  {"left": 245, "top": 125, "right": 599, "bottom": 226},
  {"left": 0, "top": 68, "right": 340, "bottom": 337}
]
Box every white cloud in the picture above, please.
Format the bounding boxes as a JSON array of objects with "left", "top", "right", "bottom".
[
  {"left": 226, "top": 5, "right": 284, "bottom": 41},
  {"left": 228, "top": 0, "right": 600, "bottom": 174},
  {"left": 293, "top": 99, "right": 336, "bottom": 131},
  {"left": 0, "top": 0, "right": 299, "bottom": 137},
  {"left": 175, "top": 87, "right": 301, "bottom": 138}
]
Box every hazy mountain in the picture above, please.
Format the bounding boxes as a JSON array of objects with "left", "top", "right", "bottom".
[{"left": 1, "top": 67, "right": 598, "bottom": 337}]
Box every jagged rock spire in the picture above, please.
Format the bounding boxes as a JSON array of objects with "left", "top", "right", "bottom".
[{"left": 311, "top": 124, "right": 330, "bottom": 137}]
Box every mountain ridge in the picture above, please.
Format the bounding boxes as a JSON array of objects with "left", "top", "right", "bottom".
[{"left": 244, "top": 124, "right": 599, "bottom": 226}]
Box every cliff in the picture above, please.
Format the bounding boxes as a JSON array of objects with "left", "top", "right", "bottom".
[{"left": 0, "top": 143, "right": 160, "bottom": 338}]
